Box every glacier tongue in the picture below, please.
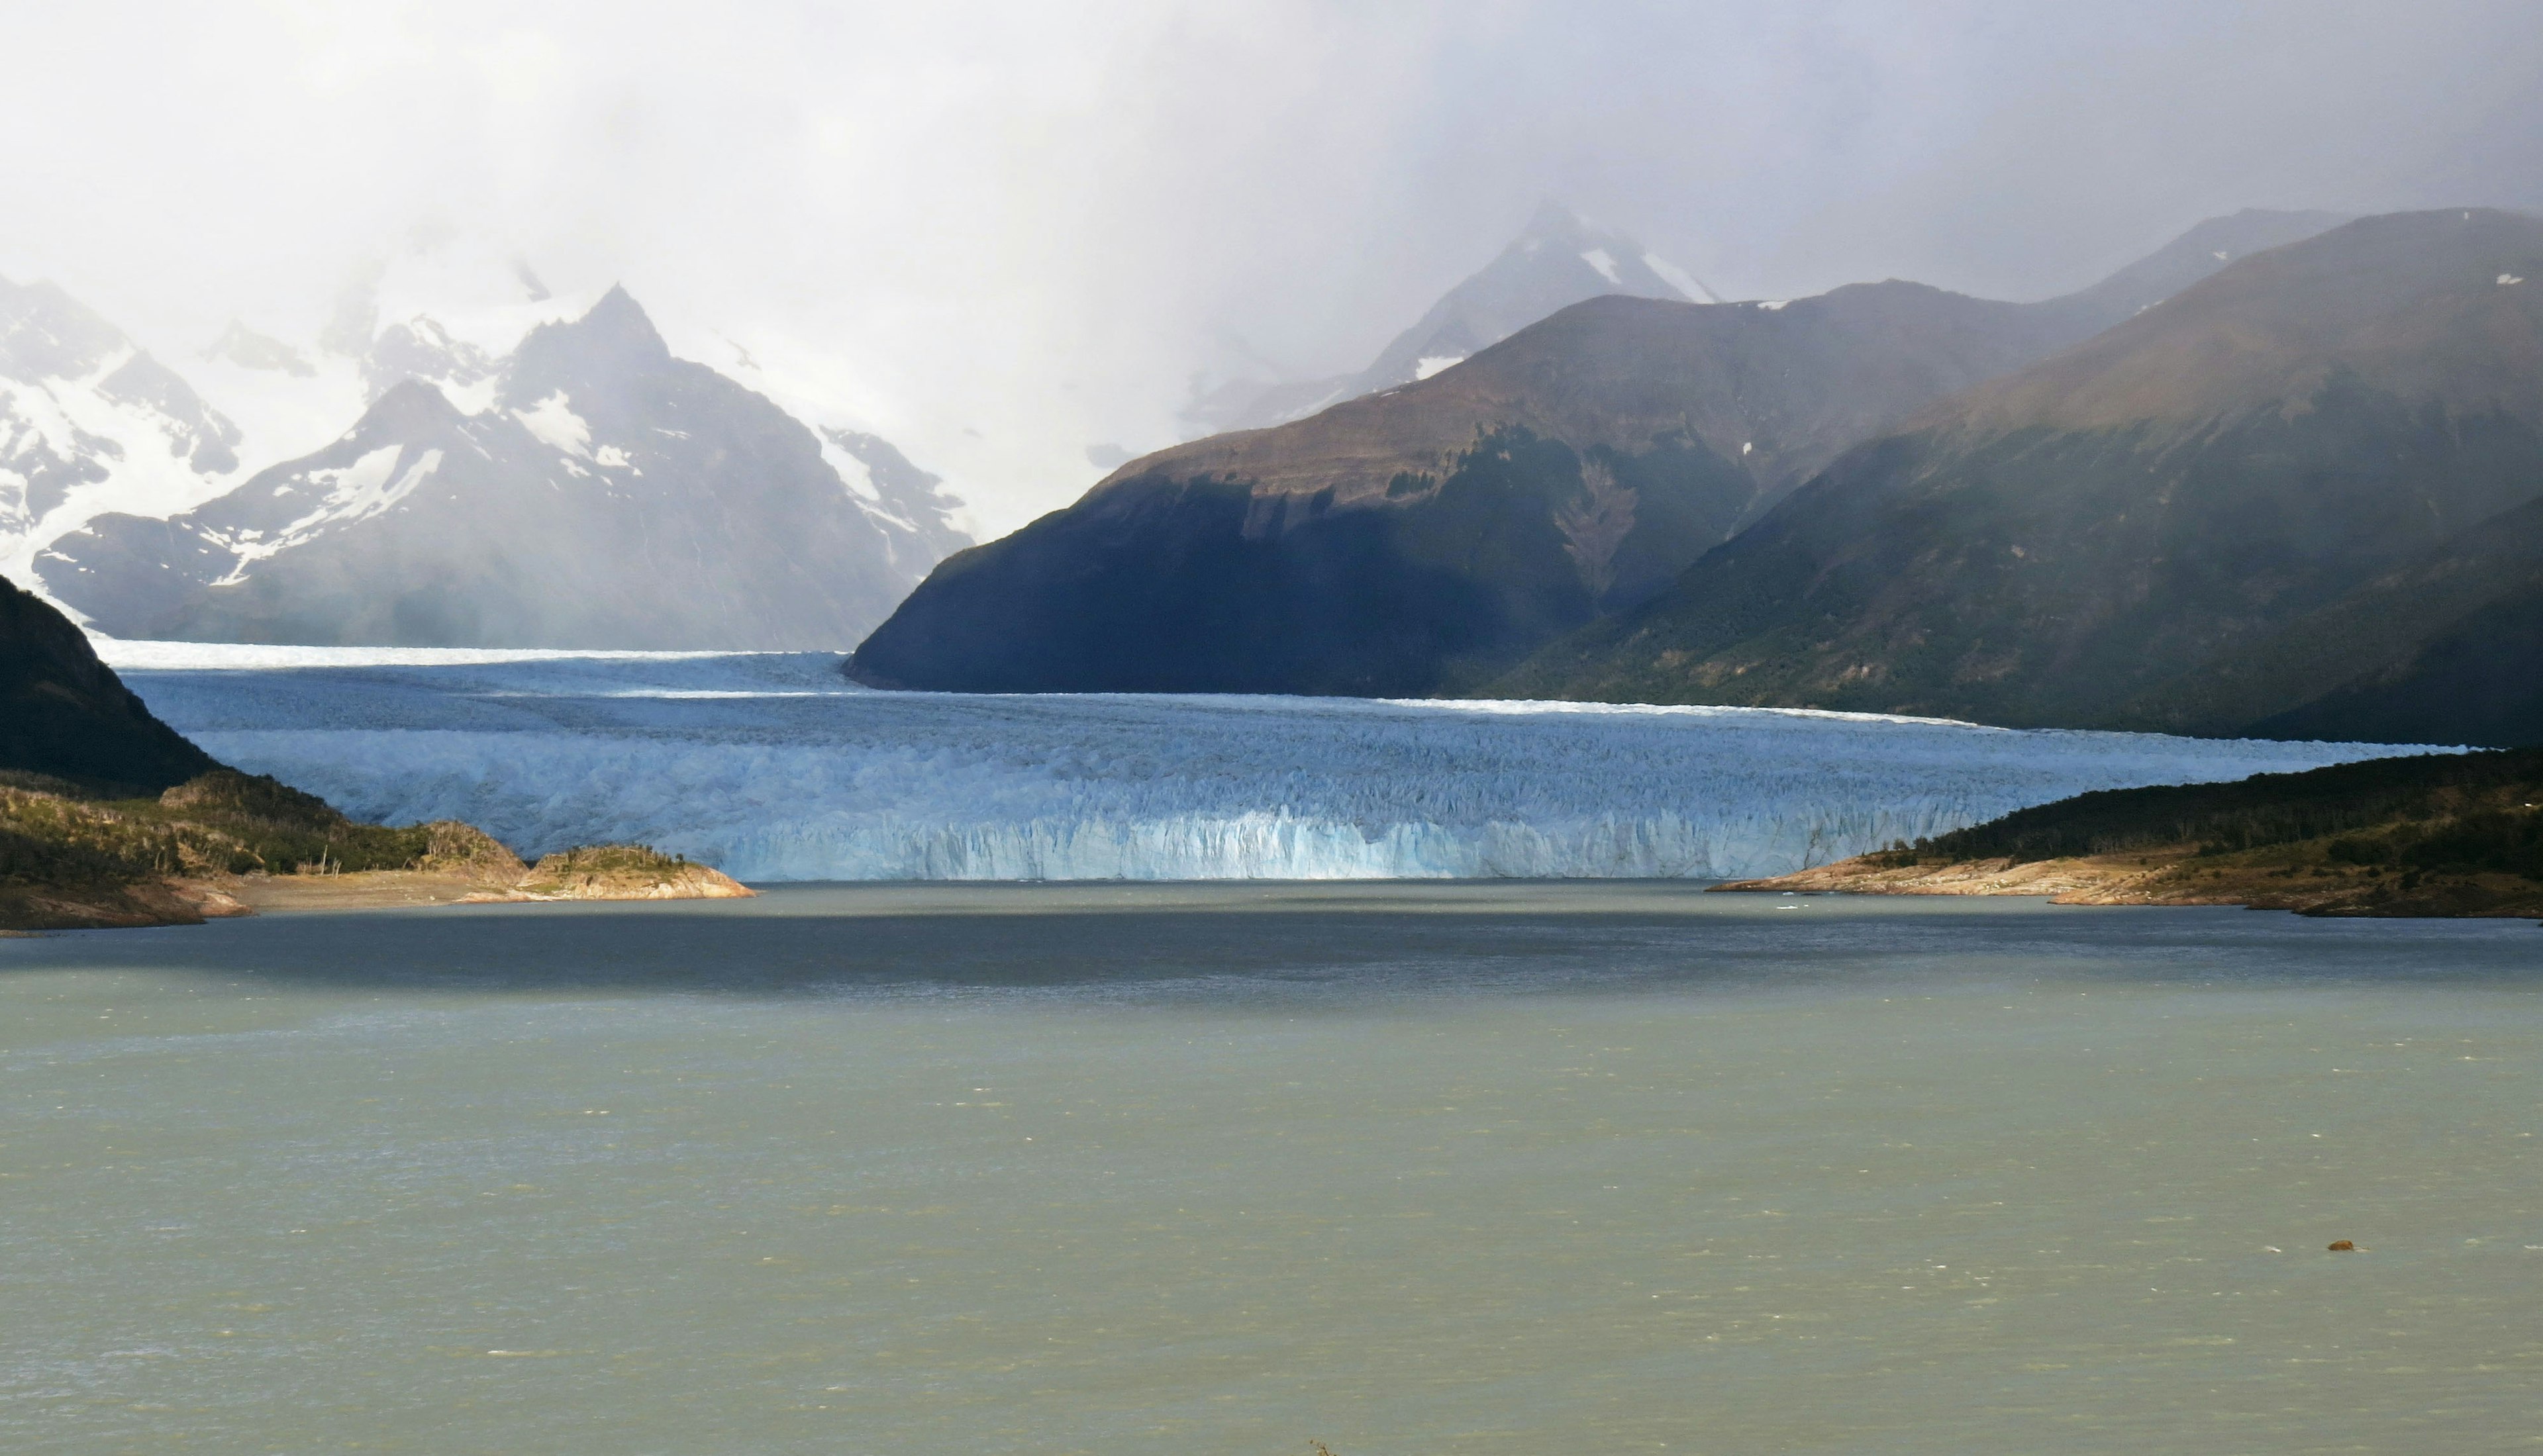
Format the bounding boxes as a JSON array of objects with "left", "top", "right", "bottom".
[{"left": 104, "top": 644, "right": 2446, "bottom": 883}]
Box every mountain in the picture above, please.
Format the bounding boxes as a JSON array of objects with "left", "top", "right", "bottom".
[
  {"left": 40, "top": 288, "right": 970, "bottom": 648},
  {"left": 851, "top": 209, "right": 2350, "bottom": 697},
  {"left": 1498, "top": 209, "right": 2543, "bottom": 738},
  {"left": 2114, "top": 493, "right": 2543, "bottom": 746},
  {"left": 1182, "top": 203, "right": 1717, "bottom": 437},
  {"left": 1, "top": 571, "right": 215, "bottom": 792},
  {"left": 2024, "top": 207, "right": 2356, "bottom": 333},
  {"left": 1, "top": 274, "right": 244, "bottom": 585}
]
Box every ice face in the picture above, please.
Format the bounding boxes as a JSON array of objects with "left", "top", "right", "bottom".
[{"left": 104, "top": 644, "right": 2446, "bottom": 883}]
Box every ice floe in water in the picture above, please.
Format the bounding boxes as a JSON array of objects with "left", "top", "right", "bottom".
[{"left": 100, "top": 643, "right": 2448, "bottom": 883}]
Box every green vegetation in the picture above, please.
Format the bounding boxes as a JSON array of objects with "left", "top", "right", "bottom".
[
  {"left": 526, "top": 844, "right": 685, "bottom": 877},
  {"left": 1909, "top": 750, "right": 2542, "bottom": 865},
  {"left": 1, "top": 768, "right": 432, "bottom": 883},
  {"left": 0, "top": 769, "right": 514, "bottom": 930},
  {"left": 516, "top": 844, "right": 699, "bottom": 897},
  {"left": 1858, "top": 749, "right": 2543, "bottom": 918}
]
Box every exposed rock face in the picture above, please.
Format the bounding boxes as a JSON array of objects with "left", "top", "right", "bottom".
[
  {"left": 853, "top": 211, "right": 2351, "bottom": 699},
  {"left": 41, "top": 288, "right": 968, "bottom": 648},
  {"left": 0, "top": 571, "right": 217, "bottom": 792},
  {"left": 1502, "top": 209, "right": 2543, "bottom": 741}
]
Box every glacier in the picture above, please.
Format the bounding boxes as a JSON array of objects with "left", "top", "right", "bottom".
[{"left": 101, "top": 642, "right": 2449, "bottom": 884}]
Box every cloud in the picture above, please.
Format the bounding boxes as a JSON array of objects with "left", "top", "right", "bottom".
[{"left": 3, "top": 0, "right": 2538, "bottom": 534}]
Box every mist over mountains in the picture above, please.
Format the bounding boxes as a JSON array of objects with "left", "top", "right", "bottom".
[
  {"left": 15, "top": 188, "right": 2543, "bottom": 752},
  {"left": 1183, "top": 204, "right": 1720, "bottom": 438},
  {"left": 3, "top": 257, "right": 969, "bottom": 648},
  {"left": 44, "top": 289, "right": 968, "bottom": 648}
]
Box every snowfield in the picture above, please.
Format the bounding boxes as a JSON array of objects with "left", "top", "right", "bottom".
[{"left": 103, "top": 643, "right": 2445, "bottom": 883}]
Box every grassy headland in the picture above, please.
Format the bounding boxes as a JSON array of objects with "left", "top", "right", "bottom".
[
  {"left": 1, "top": 768, "right": 749, "bottom": 932},
  {"left": 1717, "top": 749, "right": 2543, "bottom": 920}
]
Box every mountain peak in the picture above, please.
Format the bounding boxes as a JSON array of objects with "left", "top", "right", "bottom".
[
  {"left": 1521, "top": 200, "right": 1597, "bottom": 241},
  {"left": 573, "top": 285, "right": 670, "bottom": 360},
  {"left": 358, "top": 377, "right": 469, "bottom": 436},
  {"left": 502, "top": 284, "right": 673, "bottom": 407}
]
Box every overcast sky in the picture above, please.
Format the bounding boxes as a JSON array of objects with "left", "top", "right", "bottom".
[{"left": 6, "top": 0, "right": 2540, "bottom": 534}]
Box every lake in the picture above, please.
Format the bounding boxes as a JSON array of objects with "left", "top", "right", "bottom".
[{"left": 5, "top": 884, "right": 2538, "bottom": 1453}]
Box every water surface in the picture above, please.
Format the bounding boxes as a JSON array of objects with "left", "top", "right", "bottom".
[{"left": 5, "top": 885, "right": 2539, "bottom": 1453}]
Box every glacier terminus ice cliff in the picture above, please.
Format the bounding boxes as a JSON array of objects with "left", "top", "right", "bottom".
[{"left": 101, "top": 642, "right": 2444, "bottom": 884}]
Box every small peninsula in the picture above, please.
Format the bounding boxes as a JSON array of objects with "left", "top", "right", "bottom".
[
  {"left": 1719, "top": 748, "right": 2543, "bottom": 920},
  {"left": 2, "top": 573, "right": 748, "bottom": 932}
]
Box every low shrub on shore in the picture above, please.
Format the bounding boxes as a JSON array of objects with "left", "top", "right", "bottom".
[
  {"left": 0, "top": 769, "right": 464, "bottom": 892},
  {"left": 1906, "top": 749, "right": 2543, "bottom": 876}
]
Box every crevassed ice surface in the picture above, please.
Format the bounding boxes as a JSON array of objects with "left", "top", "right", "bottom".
[{"left": 104, "top": 643, "right": 2446, "bottom": 883}]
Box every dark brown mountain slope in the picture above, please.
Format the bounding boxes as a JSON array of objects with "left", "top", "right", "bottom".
[
  {"left": 1497, "top": 209, "right": 2543, "bottom": 736},
  {"left": 2, "top": 572, "right": 216, "bottom": 793},
  {"left": 854, "top": 211, "right": 2346, "bottom": 697}
]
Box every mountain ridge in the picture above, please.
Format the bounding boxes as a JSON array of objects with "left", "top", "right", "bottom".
[
  {"left": 1182, "top": 203, "right": 1715, "bottom": 436},
  {"left": 853, "top": 208, "right": 2355, "bottom": 699},
  {"left": 42, "top": 289, "right": 970, "bottom": 648},
  {"left": 1495, "top": 207, "right": 2543, "bottom": 740}
]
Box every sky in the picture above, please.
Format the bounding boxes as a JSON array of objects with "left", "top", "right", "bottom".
[{"left": 5, "top": 0, "right": 2541, "bottom": 536}]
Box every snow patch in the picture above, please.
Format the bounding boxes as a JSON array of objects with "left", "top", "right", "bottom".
[
  {"left": 513, "top": 391, "right": 591, "bottom": 457},
  {"left": 2501, "top": 273, "right": 2526, "bottom": 287},
  {"left": 1642, "top": 252, "right": 1719, "bottom": 304},
  {"left": 1413, "top": 355, "right": 1466, "bottom": 381},
  {"left": 442, "top": 375, "right": 501, "bottom": 416},
  {"left": 213, "top": 445, "right": 443, "bottom": 579},
  {"left": 819, "top": 437, "right": 884, "bottom": 503},
  {"left": 0, "top": 351, "right": 243, "bottom": 587},
  {"left": 1579, "top": 248, "right": 1623, "bottom": 285}
]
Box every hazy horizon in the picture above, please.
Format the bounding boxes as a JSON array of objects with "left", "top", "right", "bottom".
[{"left": 7, "top": 0, "right": 2540, "bottom": 534}]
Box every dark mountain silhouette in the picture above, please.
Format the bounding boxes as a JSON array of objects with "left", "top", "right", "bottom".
[{"left": 1, "top": 571, "right": 215, "bottom": 792}]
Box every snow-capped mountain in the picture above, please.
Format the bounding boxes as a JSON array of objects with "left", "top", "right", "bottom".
[
  {"left": 0, "top": 274, "right": 244, "bottom": 585},
  {"left": 1183, "top": 203, "right": 1716, "bottom": 436},
  {"left": 40, "top": 287, "right": 968, "bottom": 648}
]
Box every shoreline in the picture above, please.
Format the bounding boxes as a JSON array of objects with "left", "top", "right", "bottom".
[
  {"left": 5, "top": 859, "right": 755, "bottom": 934},
  {"left": 1715, "top": 849, "right": 2543, "bottom": 921}
]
